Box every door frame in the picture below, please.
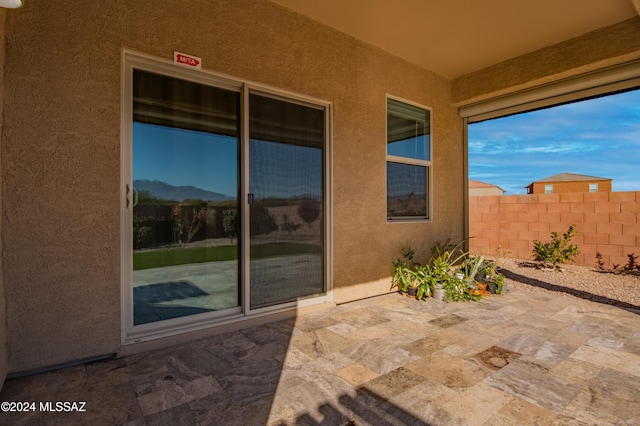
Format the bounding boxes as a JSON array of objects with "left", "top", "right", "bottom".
[{"left": 120, "top": 50, "right": 333, "bottom": 345}]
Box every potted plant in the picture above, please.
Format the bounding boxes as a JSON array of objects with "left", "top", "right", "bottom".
[
  {"left": 463, "top": 255, "right": 487, "bottom": 294},
  {"left": 391, "top": 247, "right": 417, "bottom": 295},
  {"left": 391, "top": 247, "right": 428, "bottom": 299},
  {"left": 413, "top": 264, "right": 434, "bottom": 299},
  {"left": 490, "top": 272, "right": 508, "bottom": 294}
]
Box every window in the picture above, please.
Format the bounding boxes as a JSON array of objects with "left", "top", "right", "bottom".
[
  {"left": 386, "top": 97, "right": 431, "bottom": 220},
  {"left": 545, "top": 184, "right": 553, "bottom": 194},
  {"left": 589, "top": 183, "right": 598, "bottom": 192}
]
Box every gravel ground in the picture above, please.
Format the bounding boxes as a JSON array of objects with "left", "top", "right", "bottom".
[{"left": 498, "top": 258, "right": 640, "bottom": 312}]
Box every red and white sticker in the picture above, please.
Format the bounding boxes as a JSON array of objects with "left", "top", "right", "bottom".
[{"left": 173, "top": 51, "right": 201, "bottom": 69}]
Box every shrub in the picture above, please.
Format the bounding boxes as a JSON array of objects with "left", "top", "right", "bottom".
[
  {"left": 532, "top": 225, "right": 579, "bottom": 270},
  {"left": 223, "top": 208, "right": 238, "bottom": 242},
  {"left": 391, "top": 247, "right": 419, "bottom": 293},
  {"left": 596, "top": 251, "right": 640, "bottom": 275},
  {"left": 297, "top": 199, "right": 321, "bottom": 227}
]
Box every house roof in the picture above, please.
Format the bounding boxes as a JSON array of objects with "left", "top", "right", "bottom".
[
  {"left": 529, "top": 172, "right": 612, "bottom": 184},
  {"left": 271, "top": 0, "right": 639, "bottom": 79},
  {"left": 469, "top": 179, "right": 506, "bottom": 192}
]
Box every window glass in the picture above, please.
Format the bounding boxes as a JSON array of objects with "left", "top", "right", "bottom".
[
  {"left": 589, "top": 183, "right": 598, "bottom": 192},
  {"left": 132, "top": 69, "right": 241, "bottom": 325},
  {"left": 387, "top": 98, "right": 430, "bottom": 160},
  {"left": 545, "top": 184, "right": 553, "bottom": 194},
  {"left": 387, "top": 162, "right": 427, "bottom": 217},
  {"left": 248, "top": 93, "right": 325, "bottom": 308},
  {"left": 387, "top": 98, "right": 431, "bottom": 220}
]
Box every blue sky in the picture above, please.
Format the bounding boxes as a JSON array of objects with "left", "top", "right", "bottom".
[
  {"left": 133, "top": 122, "right": 322, "bottom": 199},
  {"left": 133, "top": 123, "right": 239, "bottom": 197},
  {"left": 468, "top": 88, "right": 640, "bottom": 195}
]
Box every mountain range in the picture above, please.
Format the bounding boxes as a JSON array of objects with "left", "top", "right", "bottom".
[{"left": 133, "top": 179, "right": 233, "bottom": 202}]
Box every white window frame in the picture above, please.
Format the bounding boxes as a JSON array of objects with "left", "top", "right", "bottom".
[
  {"left": 386, "top": 95, "right": 433, "bottom": 222},
  {"left": 589, "top": 183, "right": 598, "bottom": 192},
  {"left": 545, "top": 184, "right": 553, "bottom": 194}
]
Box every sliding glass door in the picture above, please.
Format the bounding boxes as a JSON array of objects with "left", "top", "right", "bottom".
[
  {"left": 131, "top": 69, "right": 241, "bottom": 325},
  {"left": 248, "top": 93, "right": 326, "bottom": 309},
  {"left": 124, "top": 55, "right": 329, "bottom": 337}
]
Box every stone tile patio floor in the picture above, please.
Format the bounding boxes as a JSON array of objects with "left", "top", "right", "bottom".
[{"left": 2, "top": 287, "right": 640, "bottom": 425}]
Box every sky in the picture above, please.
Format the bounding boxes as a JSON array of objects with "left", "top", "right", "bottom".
[
  {"left": 468, "top": 88, "right": 640, "bottom": 195},
  {"left": 133, "top": 122, "right": 322, "bottom": 199},
  {"left": 133, "top": 123, "right": 239, "bottom": 197}
]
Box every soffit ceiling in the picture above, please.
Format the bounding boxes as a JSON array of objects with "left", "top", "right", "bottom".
[{"left": 271, "top": 0, "right": 639, "bottom": 79}]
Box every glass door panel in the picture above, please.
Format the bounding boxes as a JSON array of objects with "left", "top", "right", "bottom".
[
  {"left": 248, "top": 93, "right": 325, "bottom": 309},
  {"left": 132, "top": 69, "right": 240, "bottom": 325}
]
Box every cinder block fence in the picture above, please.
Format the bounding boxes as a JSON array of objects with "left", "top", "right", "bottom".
[{"left": 469, "top": 191, "right": 640, "bottom": 269}]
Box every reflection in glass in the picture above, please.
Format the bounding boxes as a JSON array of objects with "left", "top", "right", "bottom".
[
  {"left": 387, "top": 162, "right": 427, "bottom": 218},
  {"left": 132, "top": 69, "right": 240, "bottom": 325},
  {"left": 387, "top": 98, "right": 430, "bottom": 161},
  {"left": 249, "top": 93, "right": 325, "bottom": 309}
]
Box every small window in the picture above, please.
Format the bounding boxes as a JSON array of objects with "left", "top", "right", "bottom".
[
  {"left": 386, "top": 97, "right": 431, "bottom": 220},
  {"left": 545, "top": 184, "right": 553, "bottom": 194},
  {"left": 589, "top": 183, "right": 598, "bottom": 192}
]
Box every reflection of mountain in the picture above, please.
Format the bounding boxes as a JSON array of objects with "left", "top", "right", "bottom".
[{"left": 133, "top": 179, "right": 233, "bottom": 202}]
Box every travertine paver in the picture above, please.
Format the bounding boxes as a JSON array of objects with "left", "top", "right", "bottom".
[{"left": 1, "top": 286, "right": 640, "bottom": 425}]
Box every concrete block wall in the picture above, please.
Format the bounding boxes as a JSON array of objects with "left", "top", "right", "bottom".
[{"left": 469, "top": 192, "right": 640, "bottom": 269}]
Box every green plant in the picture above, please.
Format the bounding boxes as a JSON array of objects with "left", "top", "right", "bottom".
[
  {"left": 441, "top": 274, "right": 473, "bottom": 301},
  {"left": 461, "top": 255, "right": 486, "bottom": 285},
  {"left": 391, "top": 247, "right": 419, "bottom": 293},
  {"left": 429, "top": 239, "right": 484, "bottom": 302},
  {"left": 429, "top": 239, "right": 467, "bottom": 278},
  {"left": 391, "top": 239, "right": 495, "bottom": 302},
  {"left": 494, "top": 273, "right": 506, "bottom": 294},
  {"left": 133, "top": 215, "right": 154, "bottom": 249},
  {"left": 413, "top": 264, "right": 434, "bottom": 299},
  {"left": 532, "top": 225, "right": 580, "bottom": 270},
  {"left": 222, "top": 208, "right": 238, "bottom": 242}
]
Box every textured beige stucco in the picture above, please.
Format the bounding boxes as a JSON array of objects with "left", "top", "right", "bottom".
[
  {"left": 0, "top": 8, "right": 7, "bottom": 385},
  {"left": 1, "top": 0, "right": 463, "bottom": 372},
  {"left": 452, "top": 18, "right": 640, "bottom": 105}
]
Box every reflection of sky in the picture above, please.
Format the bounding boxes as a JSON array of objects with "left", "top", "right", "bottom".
[
  {"left": 388, "top": 135, "right": 430, "bottom": 160},
  {"left": 250, "top": 139, "right": 322, "bottom": 199},
  {"left": 133, "top": 123, "right": 238, "bottom": 196},
  {"left": 133, "top": 123, "right": 322, "bottom": 199},
  {"left": 469, "top": 88, "right": 640, "bottom": 194}
]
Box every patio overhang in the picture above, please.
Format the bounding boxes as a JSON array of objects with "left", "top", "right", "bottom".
[{"left": 271, "top": 0, "right": 640, "bottom": 80}]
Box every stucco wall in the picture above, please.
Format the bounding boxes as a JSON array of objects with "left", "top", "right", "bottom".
[
  {"left": 2, "top": 0, "right": 463, "bottom": 371},
  {"left": 0, "top": 8, "right": 7, "bottom": 385}
]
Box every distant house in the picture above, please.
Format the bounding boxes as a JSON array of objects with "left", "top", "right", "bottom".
[
  {"left": 526, "top": 173, "right": 612, "bottom": 194},
  {"left": 469, "top": 179, "right": 506, "bottom": 196}
]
